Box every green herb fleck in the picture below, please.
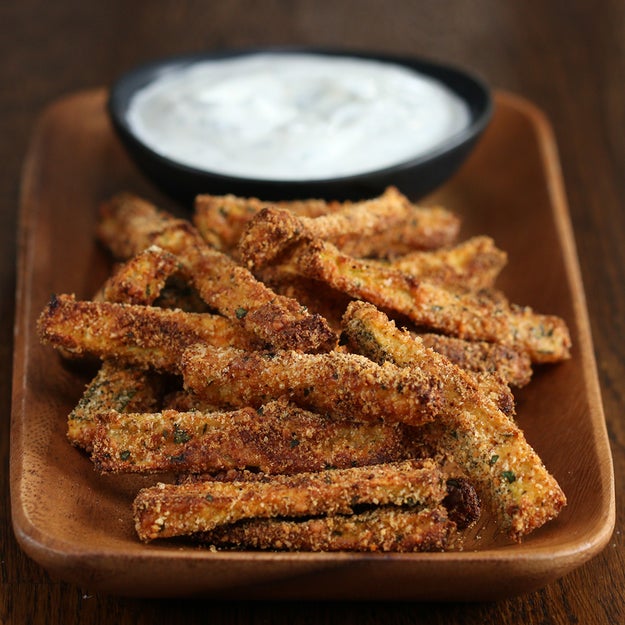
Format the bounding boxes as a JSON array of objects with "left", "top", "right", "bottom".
[
  {"left": 502, "top": 470, "right": 516, "bottom": 483},
  {"left": 235, "top": 307, "right": 248, "bottom": 319},
  {"left": 116, "top": 388, "right": 137, "bottom": 411},
  {"left": 489, "top": 454, "right": 499, "bottom": 466},
  {"left": 173, "top": 424, "right": 191, "bottom": 444},
  {"left": 120, "top": 450, "right": 131, "bottom": 461}
]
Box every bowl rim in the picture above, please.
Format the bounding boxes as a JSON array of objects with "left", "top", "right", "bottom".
[{"left": 107, "top": 47, "right": 493, "bottom": 187}]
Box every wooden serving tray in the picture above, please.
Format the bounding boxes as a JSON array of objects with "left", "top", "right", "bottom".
[{"left": 11, "top": 89, "right": 614, "bottom": 600}]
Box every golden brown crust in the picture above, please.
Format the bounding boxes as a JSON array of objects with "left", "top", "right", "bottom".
[
  {"left": 133, "top": 459, "right": 447, "bottom": 541},
  {"left": 37, "top": 188, "right": 571, "bottom": 549},
  {"left": 181, "top": 343, "right": 477, "bottom": 427},
  {"left": 241, "top": 219, "right": 571, "bottom": 362},
  {"left": 313, "top": 241, "right": 569, "bottom": 363},
  {"left": 258, "top": 271, "right": 352, "bottom": 332},
  {"left": 417, "top": 332, "right": 533, "bottom": 388},
  {"left": 196, "top": 186, "right": 459, "bottom": 257},
  {"left": 341, "top": 301, "right": 566, "bottom": 541},
  {"left": 91, "top": 399, "right": 417, "bottom": 475},
  {"left": 93, "top": 245, "right": 182, "bottom": 305},
  {"left": 37, "top": 294, "right": 251, "bottom": 371},
  {"left": 97, "top": 192, "right": 176, "bottom": 259},
  {"left": 342, "top": 300, "right": 517, "bottom": 416},
  {"left": 194, "top": 192, "right": 339, "bottom": 251},
  {"left": 67, "top": 361, "right": 164, "bottom": 451},
  {"left": 68, "top": 245, "right": 178, "bottom": 450},
  {"left": 98, "top": 193, "right": 336, "bottom": 352},
  {"left": 422, "top": 416, "right": 567, "bottom": 541},
  {"left": 181, "top": 468, "right": 480, "bottom": 538},
  {"left": 377, "top": 235, "right": 508, "bottom": 290},
  {"left": 201, "top": 505, "right": 455, "bottom": 552}
]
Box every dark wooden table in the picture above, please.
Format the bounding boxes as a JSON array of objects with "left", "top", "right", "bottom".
[{"left": 2, "top": 1, "right": 624, "bottom": 623}]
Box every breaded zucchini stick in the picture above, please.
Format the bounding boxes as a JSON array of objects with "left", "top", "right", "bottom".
[
  {"left": 133, "top": 459, "right": 446, "bottom": 541},
  {"left": 182, "top": 470, "right": 480, "bottom": 531},
  {"left": 93, "top": 245, "right": 181, "bottom": 304},
  {"left": 238, "top": 196, "right": 459, "bottom": 268},
  {"left": 70, "top": 246, "right": 176, "bottom": 450},
  {"left": 342, "top": 301, "right": 515, "bottom": 415},
  {"left": 258, "top": 271, "right": 352, "bottom": 332},
  {"left": 97, "top": 193, "right": 336, "bottom": 352},
  {"left": 38, "top": 294, "right": 252, "bottom": 371},
  {"left": 257, "top": 235, "right": 509, "bottom": 331},
  {"left": 195, "top": 186, "right": 460, "bottom": 256},
  {"left": 181, "top": 343, "right": 479, "bottom": 427},
  {"left": 95, "top": 246, "right": 208, "bottom": 312},
  {"left": 202, "top": 505, "right": 455, "bottom": 552},
  {"left": 194, "top": 192, "right": 338, "bottom": 250},
  {"left": 307, "top": 189, "right": 459, "bottom": 258},
  {"left": 342, "top": 301, "right": 566, "bottom": 541},
  {"left": 67, "top": 360, "right": 163, "bottom": 451},
  {"left": 91, "top": 399, "right": 417, "bottom": 475},
  {"left": 417, "top": 332, "right": 532, "bottom": 388},
  {"left": 240, "top": 210, "right": 571, "bottom": 363},
  {"left": 377, "top": 235, "right": 508, "bottom": 290}
]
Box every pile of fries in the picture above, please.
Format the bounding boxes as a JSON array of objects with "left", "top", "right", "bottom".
[{"left": 38, "top": 186, "right": 570, "bottom": 551}]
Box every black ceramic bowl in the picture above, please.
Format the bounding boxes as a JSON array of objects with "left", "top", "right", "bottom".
[{"left": 108, "top": 48, "right": 492, "bottom": 205}]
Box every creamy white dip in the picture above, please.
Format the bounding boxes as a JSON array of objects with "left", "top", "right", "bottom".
[{"left": 126, "top": 53, "right": 471, "bottom": 180}]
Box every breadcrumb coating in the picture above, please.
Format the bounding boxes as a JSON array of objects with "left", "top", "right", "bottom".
[
  {"left": 97, "top": 193, "right": 336, "bottom": 352},
  {"left": 91, "top": 399, "right": 419, "bottom": 475},
  {"left": 133, "top": 459, "right": 446, "bottom": 541}
]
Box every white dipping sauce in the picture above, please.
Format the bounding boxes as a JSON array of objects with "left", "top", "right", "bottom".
[{"left": 127, "top": 53, "right": 471, "bottom": 181}]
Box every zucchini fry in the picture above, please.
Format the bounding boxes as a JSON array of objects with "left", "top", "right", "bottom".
[
  {"left": 70, "top": 246, "right": 177, "bottom": 449},
  {"left": 377, "top": 235, "right": 508, "bottom": 290},
  {"left": 239, "top": 209, "right": 571, "bottom": 363},
  {"left": 93, "top": 245, "right": 181, "bottom": 305},
  {"left": 67, "top": 360, "right": 163, "bottom": 451},
  {"left": 302, "top": 188, "right": 459, "bottom": 258},
  {"left": 196, "top": 186, "right": 459, "bottom": 256},
  {"left": 38, "top": 294, "right": 252, "bottom": 371},
  {"left": 258, "top": 271, "right": 352, "bottom": 332},
  {"left": 91, "top": 399, "right": 417, "bottom": 475},
  {"left": 181, "top": 343, "right": 479, "bottom": 427},
  {"left": 194, "top": 192, "right": 339, "bottom": 251},
  {"left": 418, "top": 332, "right": 532, "bottom": 388},
  {"left": 97, "top": 193, "right": 336, "bottom": 352},
  {"left": 95, "top": 245, "right": 208, "bottom": 313},
  {"left": 342, "top": 300, "right": 515, "bottom": 415},
  {"left": 189, "top": 469, "right": 480, "bottom": 530},
  {"left": 202, "top": 505, "right": 455, "bottom": 552},
  {"left": 342, "top": 301, "right": 566, "bottom": 541},
  {"left": 133, "top": 459, "right": 446, "bottom": 541}
]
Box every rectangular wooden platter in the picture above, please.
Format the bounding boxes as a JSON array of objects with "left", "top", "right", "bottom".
[{"left": 10, "top": 89, "right": 614, "bottom": 600}]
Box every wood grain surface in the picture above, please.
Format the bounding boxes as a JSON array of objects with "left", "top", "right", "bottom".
[{"left": 2, "top": 1, "right": 624, "bottom": 623}]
